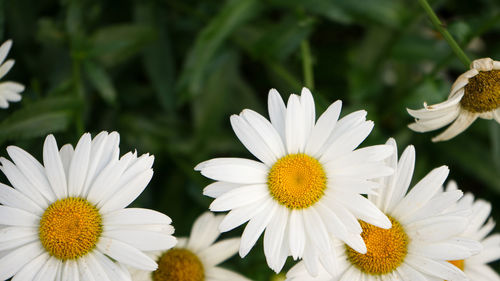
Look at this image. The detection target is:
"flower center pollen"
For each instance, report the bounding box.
[346,216,409,275]
[38,197,102,260]
[448,259,465,271]
[267,153,327,209]
[153,248,205,281]
[461,70,500,112]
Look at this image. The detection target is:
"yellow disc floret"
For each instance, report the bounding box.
[448,259,465,271]
[461,70,500,112]
[38,197,102,260]
[153,248,205,281]
[267,153,327,209]
[346,216,409,275]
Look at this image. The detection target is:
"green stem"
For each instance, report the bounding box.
[301,40,314,89]
[418,0,471,68]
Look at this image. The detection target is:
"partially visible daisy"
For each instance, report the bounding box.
[0,132,176,280]
[131,212,251,281]
[446,181,500,280]
[0,39,24,108]
[286,138,482,281]
[196,88,394,275]
[408,57,500,142]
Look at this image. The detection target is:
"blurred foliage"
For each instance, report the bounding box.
[1,0,500,279]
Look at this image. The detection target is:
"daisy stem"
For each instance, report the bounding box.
[418,0,471,68]
[301,39,314,90]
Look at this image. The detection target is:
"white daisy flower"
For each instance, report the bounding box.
[195,88,395,275]
[446,181,500,281]
[286,138,482,281]
[0,39,25,108]
[131,212,251,281]
[0,131,177,281]
[408,57,500,142]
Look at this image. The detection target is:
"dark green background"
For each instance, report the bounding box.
[1,0,499,279]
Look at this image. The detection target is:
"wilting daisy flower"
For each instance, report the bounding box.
[131,212,251,281]
[0,39,25,108]
[0,132,176,280]
[196,88,394,275]
[408,57,500,142]
[446,181,500,280]
[286,138,482,281]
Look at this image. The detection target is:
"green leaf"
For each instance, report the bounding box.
[0,96,81,144]
[83,60,117,104]
[134,2,175,112]
[178,0,261,100]
[89,24,156,66]
[243,16,315,61]
[0,112,72,143]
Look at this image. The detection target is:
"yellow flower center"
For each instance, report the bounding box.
[267,153,327,209]
[448,259,465,271]
[38,197,102,260]
[346,216,409,275]
[153,248,205,281]
[461,70,500,112]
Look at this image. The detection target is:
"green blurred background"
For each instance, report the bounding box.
[1,0,500,279]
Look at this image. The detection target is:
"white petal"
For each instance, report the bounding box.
[62,260,79,281]
[6,146,56,202]
[239,199,276,257]
[383,144,415,213]
[103,229,176,251]
[289,209,306,259]
[209,184,268,211]
[320,121,374,162]
[103,208,172,226]
[68,133,92,197]
[0,182,43,214]
[0,59,14,79]
[0,205,39,226]
[408,107,460,132]
[205,266,252,281]
[203,182,240,198]
[84,253,111,281]
[305,100,342,157]
[97,237,157,271]
[199,237,240,268]
[34,256,60,281]
[285,94,305,154]
[81,131,111,196]
[43,135,68,199]
[241,109,286,159]
[432,109,478,142]
[268,89,287,142]
[59,144,74,177]
[230,114,277,166]
[218,198,271,232]
[195,158,268,184]
[0,226,38,251]
[11,252,49,281]
[0,242,44,280]
[187,212,223,252]
[98,169,153,213]
[300,87,316,140]
[93,251,132,281]
[336,193,391,229]
[0,157,49,208]
[0,40,12,65]
[263,205,288,272]
[406,255,466,280]
[87,153,132,205]
[393,166,449,220]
